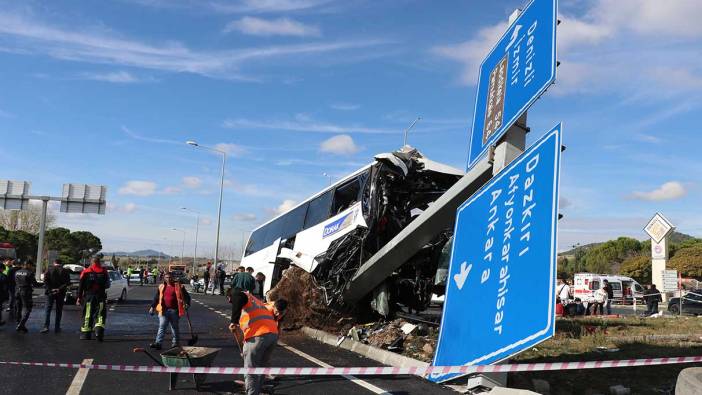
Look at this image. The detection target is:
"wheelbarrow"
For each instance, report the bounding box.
[134,346,221,391]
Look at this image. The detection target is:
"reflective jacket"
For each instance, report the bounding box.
[78,264,110,299]
[155,283,190,317]
[239,292,278,340]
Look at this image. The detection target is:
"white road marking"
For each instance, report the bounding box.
[279,343,391,395]
[191,297,391,395]
[66,358,93,395]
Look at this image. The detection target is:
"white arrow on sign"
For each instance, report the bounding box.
[453,261,472,290]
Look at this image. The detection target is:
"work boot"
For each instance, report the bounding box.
[149,342,162,350]
[40,327,49,333]
[80,331,92,340]
[16,325,28,333]
[95,327,104,342]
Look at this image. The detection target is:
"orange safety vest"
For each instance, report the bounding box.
[239,292,278,340]
[156,283,186,317]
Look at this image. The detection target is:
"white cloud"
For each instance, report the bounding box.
[224,17,320,37]
[635,134,662,144]
[630,181,687,201]
[319,134,361,155]
[556,14,613,51]
[591,0,702,38]
[162,186,182,194]
[0,11,387,81]
[330,103,359,111]
[274,199,297,215]
[80,70,141,83]
[234,213,258,222]
[118,180,157,196]
[431,22,506,85]
[126,0,334,14]
[182,176,202,189]
[223,114,396,134]
[199,217,213,226]
[214,143,247,157]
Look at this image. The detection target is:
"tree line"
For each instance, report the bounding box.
[0,226,102,265]
[558,232,702,284]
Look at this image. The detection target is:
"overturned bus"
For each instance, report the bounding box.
[240,146,466,316]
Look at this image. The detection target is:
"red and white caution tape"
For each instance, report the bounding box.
[1,356,702,376]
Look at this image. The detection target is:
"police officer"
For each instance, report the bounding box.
[14,259,39,333]
[77,257,111,341]
[42,259,71,333]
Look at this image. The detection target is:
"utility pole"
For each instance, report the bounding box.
[402,116,421,147]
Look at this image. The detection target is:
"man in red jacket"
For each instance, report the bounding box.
[77,257,111,341]
[149,272,191,350]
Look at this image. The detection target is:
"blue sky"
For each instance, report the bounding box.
[0,0,700,256]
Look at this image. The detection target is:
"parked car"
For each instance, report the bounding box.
[668,289,702,315]
[65,268,128,303]
[106,270,128,302]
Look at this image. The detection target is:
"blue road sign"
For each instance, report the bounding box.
[431,123,562,383]
[467,0,557,168]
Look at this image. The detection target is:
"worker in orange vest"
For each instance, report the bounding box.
[229,290,287,395]
[149,272,191,350]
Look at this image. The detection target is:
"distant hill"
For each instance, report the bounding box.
[559,231,697,256]
[105,250,170,258]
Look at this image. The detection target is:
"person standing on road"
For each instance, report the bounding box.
[253,272,266,301]
[42,259,71,333]
[77,257,111,341]
[149,272,191,350]
[644,284,663,316]
[229,289,288,395]
[203,264,211,295]
[217,264,226,296]
[5,259,19,317]
[0,264,9,326]
[139,267,144,286]
[14,260,39,333]
[602,279,614,315]
[231,267,255,294]
[126,266,133,286]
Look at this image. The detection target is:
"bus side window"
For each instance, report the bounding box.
[281,203,308,240]
[245,228,267,256]
[332,177,361,214]
[304,190,333,229]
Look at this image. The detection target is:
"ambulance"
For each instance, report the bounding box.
[572,273,645,304]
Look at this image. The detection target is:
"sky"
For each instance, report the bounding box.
[0,0,700,257]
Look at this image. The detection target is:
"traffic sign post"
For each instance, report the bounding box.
[431,124,562,383]
[467,0,557,168]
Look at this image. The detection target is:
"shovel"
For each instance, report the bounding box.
[185,310,198,346]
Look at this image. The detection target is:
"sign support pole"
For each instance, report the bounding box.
[35,197,49,278]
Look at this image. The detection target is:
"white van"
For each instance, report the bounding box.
[573,273,644,304]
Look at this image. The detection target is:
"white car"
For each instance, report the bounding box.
[107,270,129,302]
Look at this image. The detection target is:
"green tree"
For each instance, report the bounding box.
[0,227,38,261]
[620,255,651,284]
[669,245,702,278]
[582,237,642,274]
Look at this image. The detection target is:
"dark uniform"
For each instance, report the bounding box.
[43,264,71,332]
[14,266,38,332]
[0,269,8,325]
[78,263,111,341]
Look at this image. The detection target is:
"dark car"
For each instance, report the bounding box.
[668,289,702,315]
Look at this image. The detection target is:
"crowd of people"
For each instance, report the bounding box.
[556,277,664,317]
[1,256,286,395]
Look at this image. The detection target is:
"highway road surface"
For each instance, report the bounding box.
[0,285,456,395]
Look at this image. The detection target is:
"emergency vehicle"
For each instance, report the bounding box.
[0,242,16,259]
[572,273,644,304]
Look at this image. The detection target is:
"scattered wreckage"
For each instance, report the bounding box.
[242,145,493,318]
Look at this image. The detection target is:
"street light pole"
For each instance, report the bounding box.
[402,116,421,147]
[186,141,227,267]
[172,228,186,265]
[182,207,200,275]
